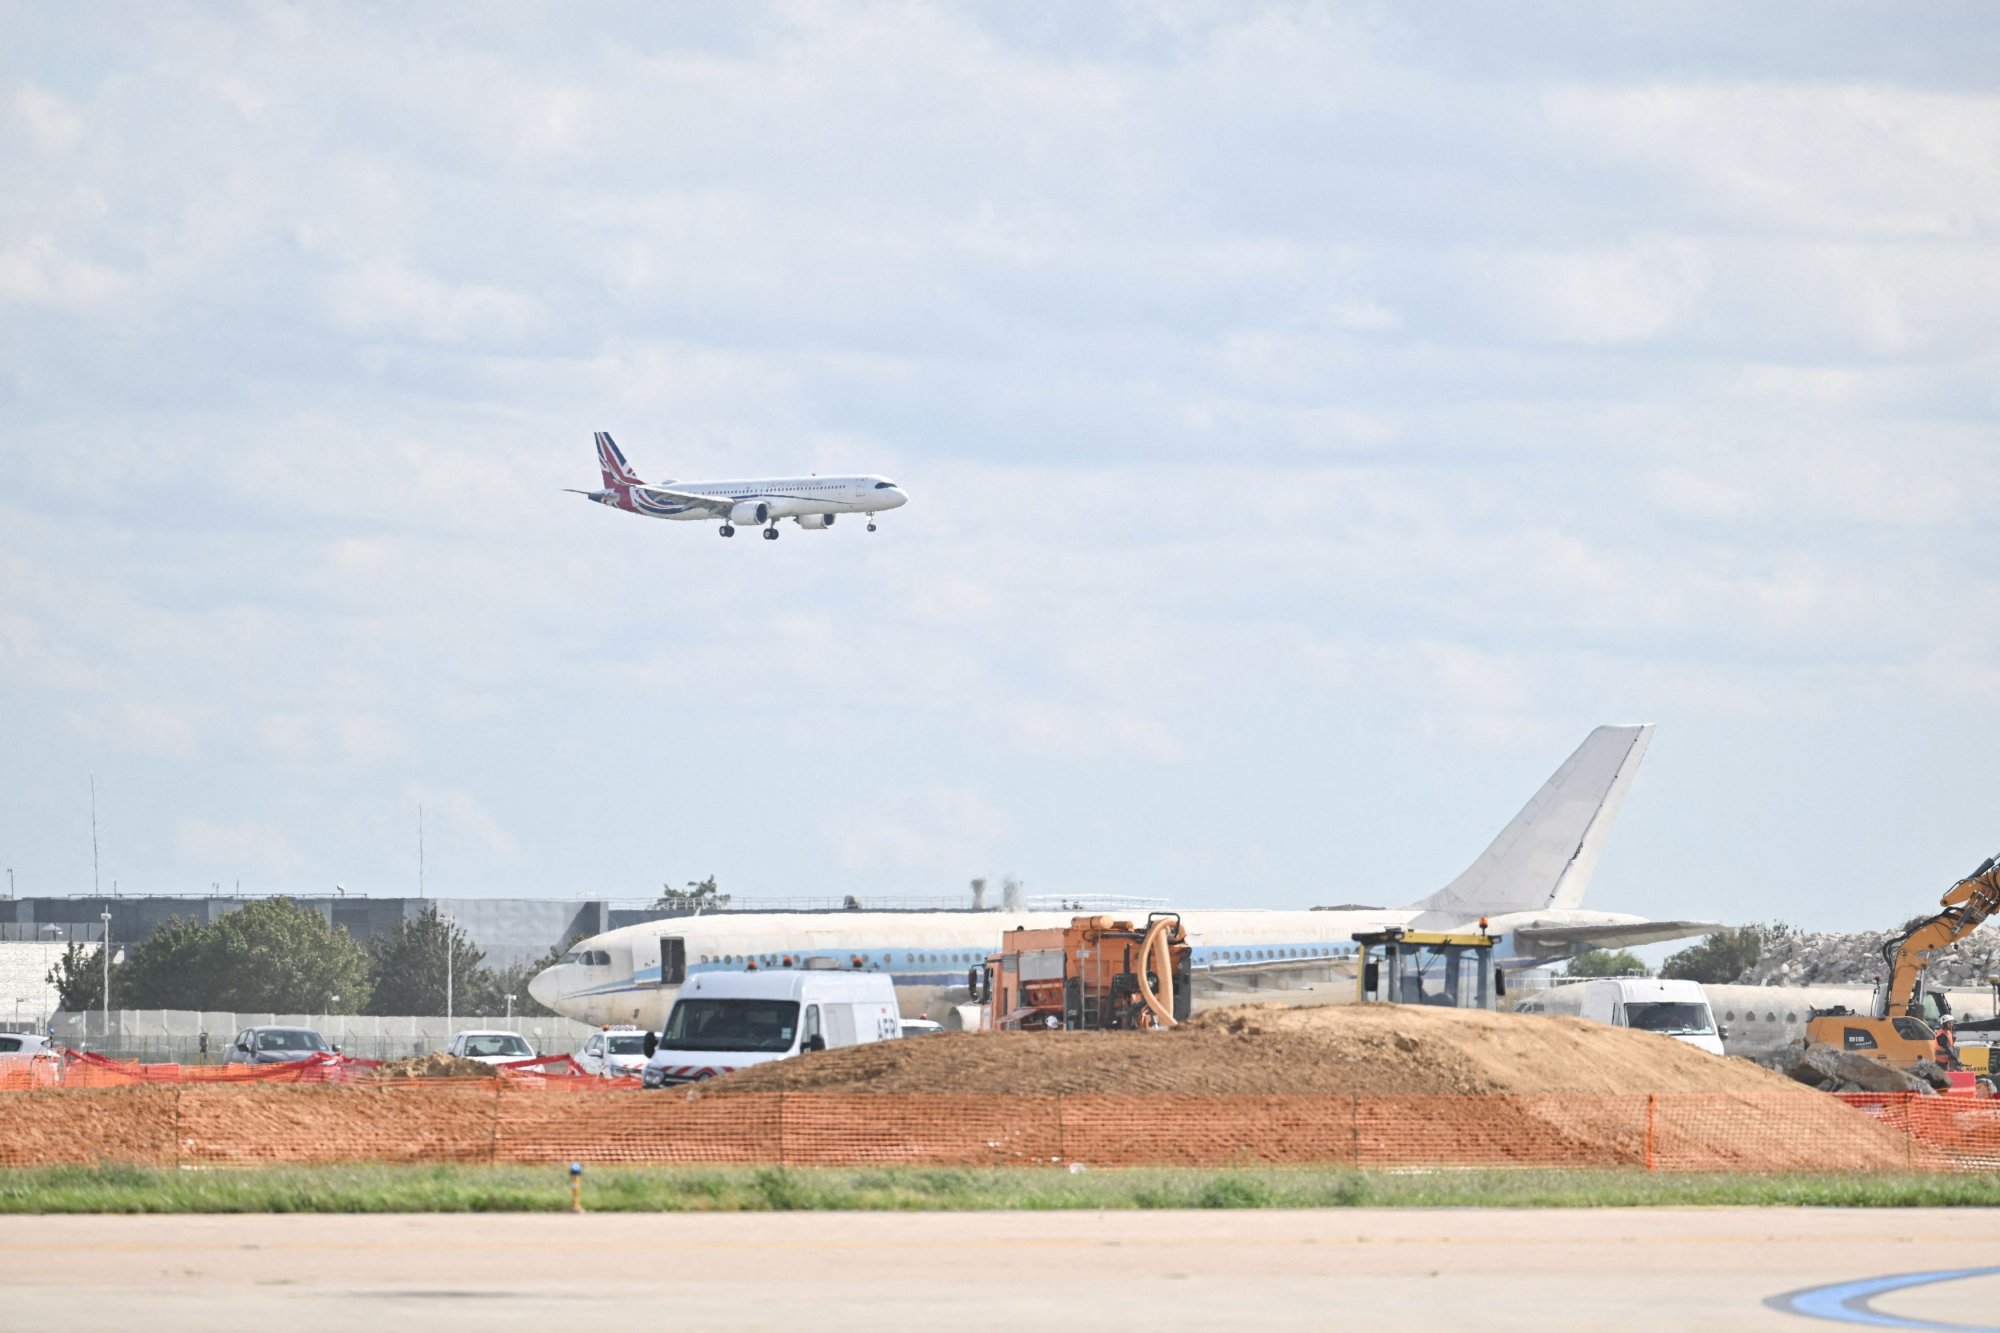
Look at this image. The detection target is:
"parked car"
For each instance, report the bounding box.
[444,1030,536,1065]
[642,969,900,1089]
[899,1018,945,1038]
[224,1026,335,1065]
[573,1026,648,1078]
[0,1033,50,1055]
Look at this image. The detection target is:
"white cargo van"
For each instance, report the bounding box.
[640,969,901,1088]
[1514,978,1725,1056]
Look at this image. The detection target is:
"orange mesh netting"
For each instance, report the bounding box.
[1,1083,1990,1172]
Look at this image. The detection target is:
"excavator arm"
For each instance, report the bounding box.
[1883,856,2000,1018]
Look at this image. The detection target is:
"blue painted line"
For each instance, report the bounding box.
[1767,1267,2000,1330]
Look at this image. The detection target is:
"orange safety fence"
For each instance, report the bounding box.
[0,1086,1993,1172]
[0,1050,640,1091]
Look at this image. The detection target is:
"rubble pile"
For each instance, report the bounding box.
[1737,925,2000,988]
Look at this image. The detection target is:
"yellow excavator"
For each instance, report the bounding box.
[1804,855,2000,1070]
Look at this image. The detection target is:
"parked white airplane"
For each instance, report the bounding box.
[569,432,909,540]
[530,724,1719,1028]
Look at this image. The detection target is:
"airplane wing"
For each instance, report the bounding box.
[1510,920,1722,954]
[1197,957,1346,978]
[634,486,736,516]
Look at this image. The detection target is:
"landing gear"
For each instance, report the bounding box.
[762,526,779,541]
[867,521,878,532]
[719,524,735,538]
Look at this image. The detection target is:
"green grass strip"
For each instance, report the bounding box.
[4,1164,2000,1213]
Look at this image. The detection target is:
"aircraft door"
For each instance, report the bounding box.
[660,937,686,986]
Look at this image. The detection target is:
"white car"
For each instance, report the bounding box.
[574,1027,649,1078]
[899,1018,945,1038]
[0,1033,50,1055]
[445,1030,536,1066]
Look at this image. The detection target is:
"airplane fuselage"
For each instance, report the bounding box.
[525,905,1654,1030]
[587,474,908,524]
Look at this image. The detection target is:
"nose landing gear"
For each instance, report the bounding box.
[867,521,878,532]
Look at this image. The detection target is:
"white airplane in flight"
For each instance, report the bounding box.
[569,432,910,540]
[530,724,1719,1029]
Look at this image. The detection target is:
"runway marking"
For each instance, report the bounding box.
[1767,1268,2000,1330]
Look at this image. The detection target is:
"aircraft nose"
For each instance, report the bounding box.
[888,488,908,509]
[527,966,561,1011]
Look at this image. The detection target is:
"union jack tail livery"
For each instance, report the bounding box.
[595,432,645,489]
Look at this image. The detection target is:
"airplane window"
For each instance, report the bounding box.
[1787,1012,1797,1023]
[874,481,896,488]
[1724,1011,1735,1021]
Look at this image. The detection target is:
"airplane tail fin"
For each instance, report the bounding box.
[1409,723,1654,918]
[595,431,645,488]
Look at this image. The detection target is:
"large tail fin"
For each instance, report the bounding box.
[1410,723,1654,918]
[595,431,645,488]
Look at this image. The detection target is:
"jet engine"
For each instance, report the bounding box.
[728,500,770,526]
[795,513,836,530]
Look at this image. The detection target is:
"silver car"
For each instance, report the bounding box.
[224,1026,334,1065]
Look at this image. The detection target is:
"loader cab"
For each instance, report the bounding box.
[1353,928,1497,1011]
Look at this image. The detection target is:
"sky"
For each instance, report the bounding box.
[3,2,1997,933]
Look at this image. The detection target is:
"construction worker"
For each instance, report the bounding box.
[1935,1015,1962,1069]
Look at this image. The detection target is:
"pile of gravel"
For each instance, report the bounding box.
[1738,924,2000,988]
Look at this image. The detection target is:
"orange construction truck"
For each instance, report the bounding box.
[977,914,1192,1031]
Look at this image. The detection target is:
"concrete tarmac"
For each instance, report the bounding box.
[6,1208,2000,1331]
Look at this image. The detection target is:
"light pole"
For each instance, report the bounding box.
[444,911,453,1032]
[99,909,111,1051]
[6,868,12,897]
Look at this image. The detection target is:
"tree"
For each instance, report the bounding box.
[363,905,494,1015]
[45,940,103,1012]
[119,916,217,1009]
[653,875,729,914]
[203,898,372,1013]
[1659,926,1767,985]
[491,942,567,1019]
[1564,948,1650,978]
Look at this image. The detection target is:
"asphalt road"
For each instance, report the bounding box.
[7,1208,2000,1331]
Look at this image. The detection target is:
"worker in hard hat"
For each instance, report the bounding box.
[1934,1015,1962,1070]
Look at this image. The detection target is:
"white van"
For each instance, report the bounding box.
[640,969,901,1089]
[1513,978,1725,1056]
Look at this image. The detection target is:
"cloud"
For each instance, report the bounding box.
[2,4,1997,931]
[410,787,518,864]
[13,84,85,155]
[832,787,1009,876]
[174,819,303,875]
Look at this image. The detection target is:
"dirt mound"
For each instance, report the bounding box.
[695,1004,1915,1171]
[369,1054,498,1080]
[705,1003,1810,1097]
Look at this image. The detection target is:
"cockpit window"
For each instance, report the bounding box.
[874,480,896,489]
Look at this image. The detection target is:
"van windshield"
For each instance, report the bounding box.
[660,999,799,1053]
[1624,1001,1715,1037]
